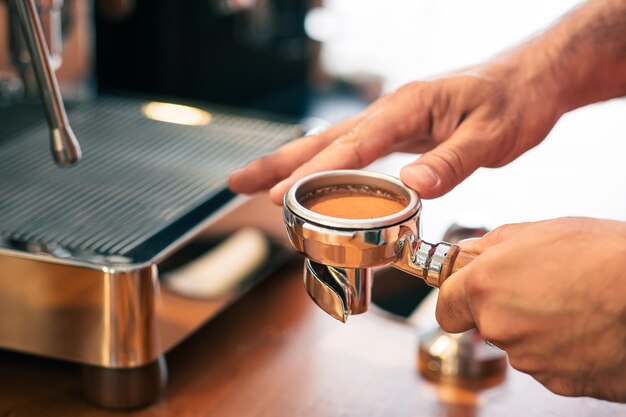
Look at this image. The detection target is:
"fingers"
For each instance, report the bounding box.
[228,113,368,195]
[267,109,391,203]
[435,264,476,333]
[435,222,533,333]
[400,124,487,199]
[435,220,540,333]
[268,96,434,204]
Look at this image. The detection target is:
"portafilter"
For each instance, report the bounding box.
[283,170,476,322]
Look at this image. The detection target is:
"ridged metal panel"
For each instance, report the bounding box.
[0,96,298,257]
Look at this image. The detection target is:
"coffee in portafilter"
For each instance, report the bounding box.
[300,185,408,220]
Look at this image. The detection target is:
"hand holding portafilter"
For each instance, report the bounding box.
[283,170,476,322]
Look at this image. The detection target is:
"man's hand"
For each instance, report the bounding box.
[229,0,626,205]
[437,217,626,402]
[228,66,563,205]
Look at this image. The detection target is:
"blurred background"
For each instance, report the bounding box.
[302,0,626,240]
[1,0,624,238]
[95,0,589,120]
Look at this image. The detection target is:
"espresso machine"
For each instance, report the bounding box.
[0,0,303,408]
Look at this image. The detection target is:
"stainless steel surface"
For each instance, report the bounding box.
[394,238,459,287]
[11,0,81,165]
[0,97,300,264]
[82,355,168,409]
[304,259,372,322]
[286,170,420,230]
[284,170,470,322]
[0,98,299,370]
[8,0,63,99]
[0,192,289,369]
[0,254,159,368]
[418,328,507,389]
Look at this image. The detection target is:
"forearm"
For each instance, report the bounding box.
[487,0,626,115]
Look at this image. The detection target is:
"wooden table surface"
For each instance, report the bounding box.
[0,258,624,417]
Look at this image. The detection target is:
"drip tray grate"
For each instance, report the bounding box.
[0,96,300,263]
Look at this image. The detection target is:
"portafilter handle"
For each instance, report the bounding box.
[393,237,477,288]
[11,0,81,166]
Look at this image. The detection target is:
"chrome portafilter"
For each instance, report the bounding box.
[283,170,476,323]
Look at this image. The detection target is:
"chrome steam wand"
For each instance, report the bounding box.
[12,0,81,166]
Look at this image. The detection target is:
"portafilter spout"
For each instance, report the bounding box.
[283,170,476,322]
[11,0,81,166]
[304,260,372,323]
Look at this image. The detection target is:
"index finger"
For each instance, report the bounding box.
[227,115,365,194]
[268,93,434,204]
[228,95,396,196]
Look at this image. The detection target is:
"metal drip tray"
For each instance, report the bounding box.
[0,96,299,408]
[0,96,300,264]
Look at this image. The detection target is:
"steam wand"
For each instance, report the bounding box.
[12,0,81,165]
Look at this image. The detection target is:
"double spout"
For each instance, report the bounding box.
[284,170,476,322]
[303,260,372,323]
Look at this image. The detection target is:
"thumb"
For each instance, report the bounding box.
[400,127,486,199]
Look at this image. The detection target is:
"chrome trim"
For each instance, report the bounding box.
[285,170,420,230]
[0,254,159,368]
[0,194,288,369]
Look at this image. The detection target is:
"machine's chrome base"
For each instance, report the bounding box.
[81,356,167,409]
[418,328,507,390]
[0,193,289,409]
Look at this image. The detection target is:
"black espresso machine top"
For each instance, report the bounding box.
[0,96,301,267]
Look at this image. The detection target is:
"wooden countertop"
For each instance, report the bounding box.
[0,258,624,416]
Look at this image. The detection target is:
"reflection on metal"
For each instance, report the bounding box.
[141,102,212,126]
[82,355,168,409]
[304,259,372,322]
[418,328,507,390]
[0,253,159,368]
[283,170,475,322]
[0,224,281,371]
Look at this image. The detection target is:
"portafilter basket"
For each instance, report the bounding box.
[283,170,476,322]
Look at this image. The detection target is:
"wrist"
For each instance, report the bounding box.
[481,0,626,116]
[518,0,626,113]
[477,51,568,122]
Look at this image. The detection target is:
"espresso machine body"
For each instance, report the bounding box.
[0,0,306,408]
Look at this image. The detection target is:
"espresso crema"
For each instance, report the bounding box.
[301,186,407,219]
